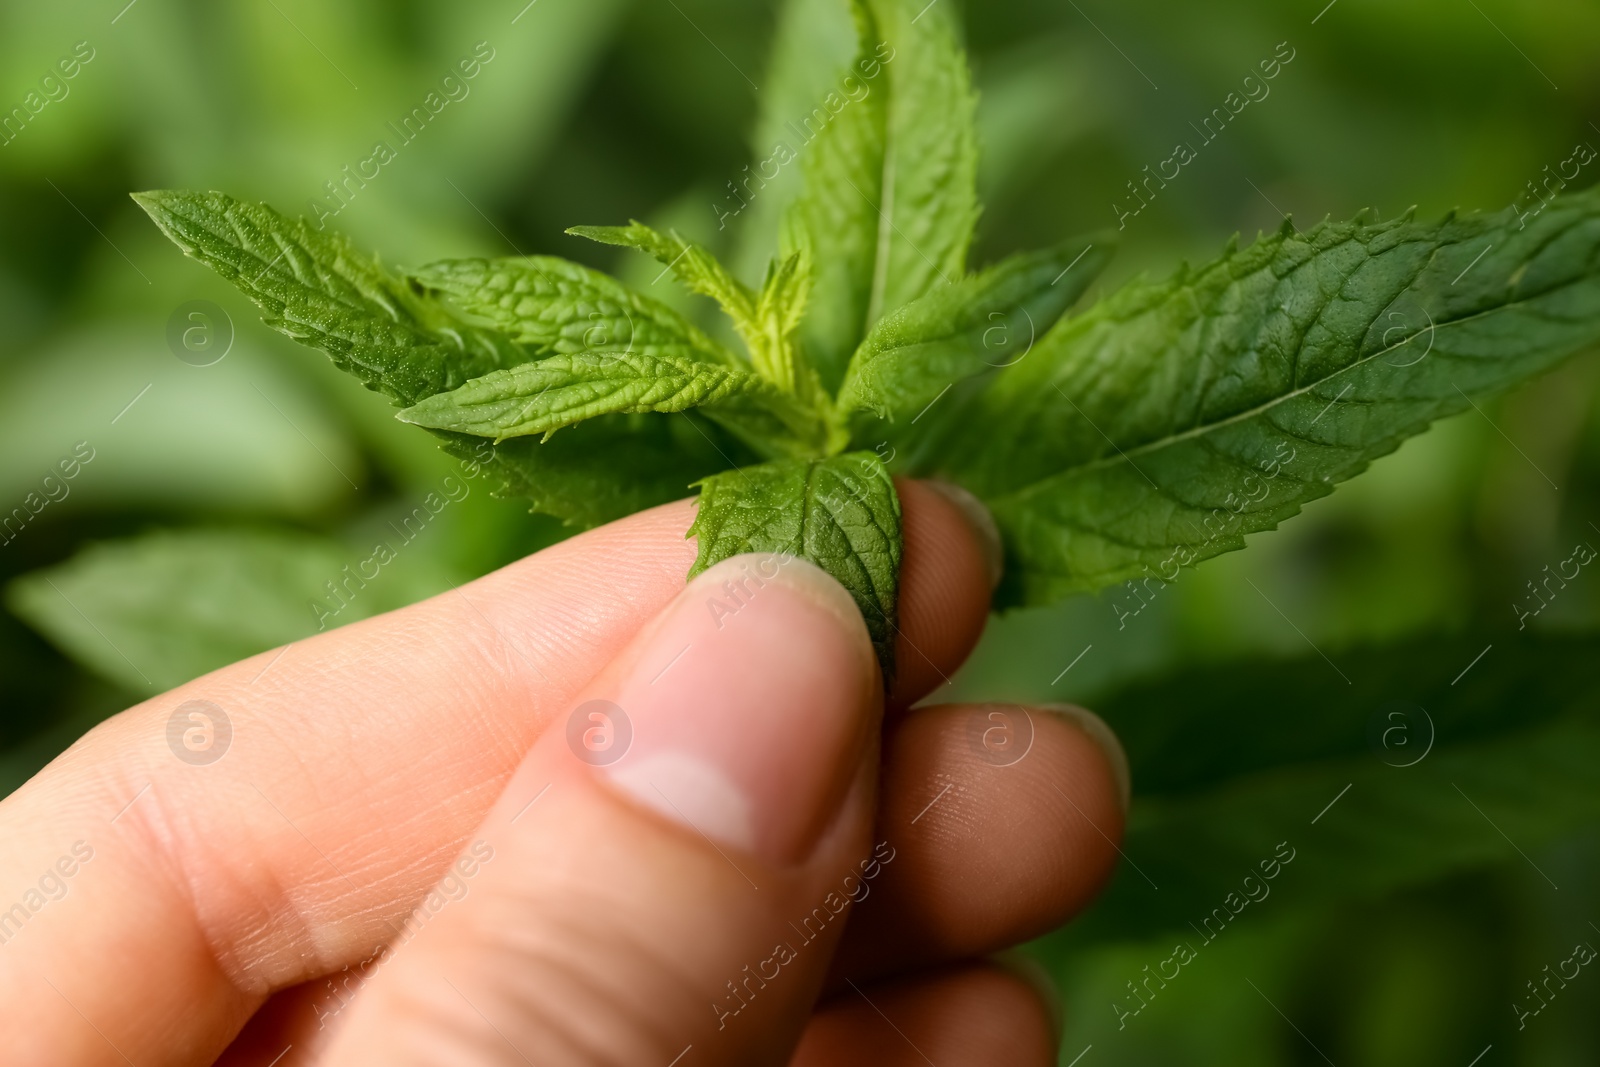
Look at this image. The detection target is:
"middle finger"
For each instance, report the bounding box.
[829,700,1129,985]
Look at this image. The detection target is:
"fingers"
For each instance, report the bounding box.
[0,500,703,1067]
[321,556,884,1066]
[0,483,996,1066]
[217,703,1128,1064]
[790,964,1057,1067]
[211,980,339,1066]
[888,480,998,709]
[830,702,1129,984]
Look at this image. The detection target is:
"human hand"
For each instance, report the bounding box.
[0,480,1128,1066]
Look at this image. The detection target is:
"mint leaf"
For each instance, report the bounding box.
[5,529,452,692]
[752,250,822,400]
[863,0,980,313]
[132,190,521,406]
[136,191,732,528]
[399,353,762,441]
[780,0,888,389]
[568,221,760,332]
[410,256,742,367]
[688,451,902,672]
[786,0,980,388]
[458,420,746,530]
[838,237,1113,423]
[925,191,1600,606]
[398,351,829,457]
[569,222,832,404]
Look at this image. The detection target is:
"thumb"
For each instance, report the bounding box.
[322,553,886,1066]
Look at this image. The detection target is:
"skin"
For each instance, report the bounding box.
[0,479,1126,1066]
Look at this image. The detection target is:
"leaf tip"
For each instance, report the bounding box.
[129,189,178,222]
[566,222,651,250]
[394,398,451,431]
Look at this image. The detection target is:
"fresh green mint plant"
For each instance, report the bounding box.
[132,0,1600,676]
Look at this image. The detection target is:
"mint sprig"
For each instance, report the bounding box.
[132,0,1600,677]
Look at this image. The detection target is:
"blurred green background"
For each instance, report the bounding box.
[3,0,1599,1061]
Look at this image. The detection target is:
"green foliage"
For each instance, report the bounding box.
[688,451,902,671]
[131,190,520,407]
[569,221,831,410]
[124,4,1600,676]
[397,350,821,456]
[921,195,1600,607]
[836,236,1113,422]
[8,0,1600,1059]
[439,419,737,530]
[410,256,739,366]
[1095,631,1596,800]
[1051,632,1600,947]
[784,0,980,390]
[133,190,734,529]
[569,221,763,336]
[117,0,978,672]
[5,529,448,692]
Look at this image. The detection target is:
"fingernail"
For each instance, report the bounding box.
[598,553,878,865]
[925,479,1004,591]
[1041,703,1130,814]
